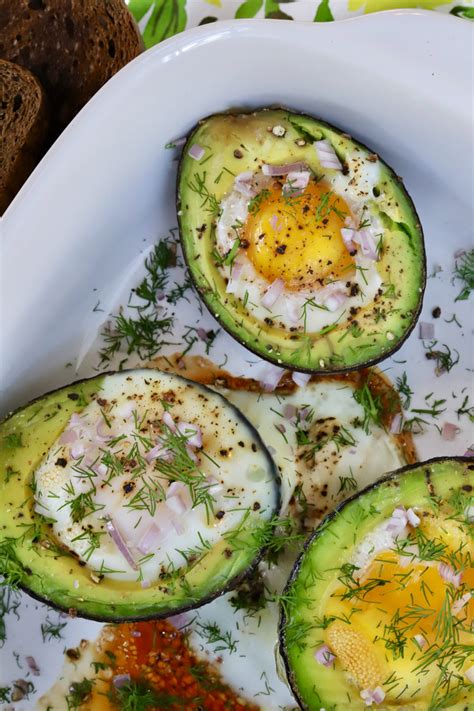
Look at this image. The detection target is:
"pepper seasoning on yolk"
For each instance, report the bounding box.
[244,180,354,289]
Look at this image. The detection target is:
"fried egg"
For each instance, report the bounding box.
[217,149,384,333]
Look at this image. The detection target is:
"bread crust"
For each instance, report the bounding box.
[0,59,49,213]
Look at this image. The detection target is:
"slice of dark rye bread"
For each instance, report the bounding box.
[0,59,49,214]
[0,0,143,134]
[0,0,143,212]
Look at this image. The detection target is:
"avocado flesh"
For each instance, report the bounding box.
[0,370,280,621]
[178,108,425,373]
[279,458,473,710]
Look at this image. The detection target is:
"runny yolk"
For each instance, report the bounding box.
[243,180,354,289]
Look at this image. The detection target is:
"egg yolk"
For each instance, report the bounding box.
[243,180,354,289]
[324,548,474,697]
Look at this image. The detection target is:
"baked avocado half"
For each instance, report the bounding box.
[177,108,426,373]
[0,369,280,621]
[278,457,473,710]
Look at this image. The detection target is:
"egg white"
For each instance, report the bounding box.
[34,370,277,584]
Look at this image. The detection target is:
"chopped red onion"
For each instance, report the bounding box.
[25,656,40,676]
[441,422,460,441]
[454,248,466,259]
[292,372,311,388]
[354,229,378,260]
[145,444,172,464]
[283,170,310,195]
[386,506,408,535]
[262,161,306,177]
[177,421,202,448]
[188,144,205,161]
[141,580,151,589]
[324,290,347,312]
[261,278,285,309]
[162,411,176,432]
[69,413,84,428]
[314,644,335,667]
[299,406,311,422]
[105,519,138,570]
[419,322,435,340]
[206,475,223,494]
[389,413,404,434]
[452,592,471,615]
[186,444,199,463]
[466,666,474,683]
[275,423,286,434]
[59,428,78,445]
[234,171,256,198]
[70,441,85,459]
[167,612,189,629]
[283,404,297,420]
[172,518,185,535]
[360,687,385,706]
[340,228,357,255]
[438,562,462,587]
[406,508,421,527]
[196,327,209,341]
[137,523,163,554]
[413,634,426,649]
[113,674,131,689]
[166,494,188,515]
[314,140,343,170]
[96,419,111,440]
[270,214,283,232]
[464,449,474,458]
[131,630,142,637]
[260,364,286,392]
[156,289,166,301]
[93,462,107,477]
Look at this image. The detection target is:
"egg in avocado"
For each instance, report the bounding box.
[177,108,426,373]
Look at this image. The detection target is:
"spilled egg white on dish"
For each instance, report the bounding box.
[216,141,383,334]
[34,370,277,584]
[180,373,412,706]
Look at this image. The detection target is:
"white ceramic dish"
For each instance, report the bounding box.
[0,10,473,710]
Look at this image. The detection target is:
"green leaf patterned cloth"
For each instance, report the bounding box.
[127,0,473,49]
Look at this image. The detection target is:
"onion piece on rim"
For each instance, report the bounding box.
[261,278,285,309]
[262,161,306,177]
[314,140,343,170]
[260,364,286,392]
[292,372,311,388]
[188,144,205,161]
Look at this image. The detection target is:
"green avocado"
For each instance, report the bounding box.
[177,108,426,373]
[278,457,473,710]
[0,369,280,621]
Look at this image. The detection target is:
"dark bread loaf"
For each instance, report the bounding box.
[0,59,49,213]
[0,0,143,136]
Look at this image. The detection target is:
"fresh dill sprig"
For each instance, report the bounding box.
[41,615,68,642]
[424,341,460,375]
[66,678,94,711]
[195,621,238,654]
[337,470,358,495]
[248,188,270,215]
[396,372,413,410]
[453,249,474,301]
[352,382,384,433]
[187,172,220,216]
[0,587,20,647]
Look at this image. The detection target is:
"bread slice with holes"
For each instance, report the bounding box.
[0,59,49,214]
[0,0,143,136]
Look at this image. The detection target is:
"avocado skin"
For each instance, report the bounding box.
[0,368,281,622]
[177,107,426,375]
[278,456,473,710]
